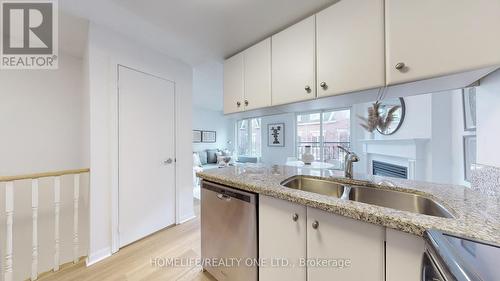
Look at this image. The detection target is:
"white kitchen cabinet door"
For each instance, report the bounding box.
[272,16,316,106]
[259,196,307,281]
[244,38,271,111]
[223,53,244,114]
[307,207,385,281]
[386,228,425,281]
[386,0,500,85]
[316,0,385,97]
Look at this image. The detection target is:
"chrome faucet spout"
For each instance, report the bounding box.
[338,146,359,179]
[338,145,350,154]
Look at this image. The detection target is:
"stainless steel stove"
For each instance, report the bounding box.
[423,229,500,281]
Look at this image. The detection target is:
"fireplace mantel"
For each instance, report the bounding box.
[360,138,430,160]
[359,138,430,180]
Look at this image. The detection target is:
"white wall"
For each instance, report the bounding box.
[87,23,193,264]
[429,92,453,183]
[0,53,88,175]
[192,107,232,152]
[477,69,500,168]
[260,113,296,165]
[192,61,224,111]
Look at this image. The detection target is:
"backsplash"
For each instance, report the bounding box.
[471,164,500,195]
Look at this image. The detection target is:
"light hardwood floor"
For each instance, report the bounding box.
[38,199,215,281]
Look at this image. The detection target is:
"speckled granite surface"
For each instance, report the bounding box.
[471,164,500,196]
[197,164,500,245]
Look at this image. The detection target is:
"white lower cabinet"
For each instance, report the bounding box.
[307,207,385,281]
[259,195,386,281]
[385,228,425,281]
[259,196,307,281]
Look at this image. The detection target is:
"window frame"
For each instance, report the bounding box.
[295,107,352,162]
[235,117,262,158]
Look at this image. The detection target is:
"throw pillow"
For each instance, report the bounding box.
[206,149,220,164]
[198,151,208,165]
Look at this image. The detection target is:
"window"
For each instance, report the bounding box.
[296,109,351,169]
[237,118,262,157]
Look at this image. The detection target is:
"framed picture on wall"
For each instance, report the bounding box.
[268,123,285,147]
[463,135,477,182]
[462,87,477,131]
[193,130,202,143]
[202,131,216,143]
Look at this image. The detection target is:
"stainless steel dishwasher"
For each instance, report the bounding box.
[201,180,258,281]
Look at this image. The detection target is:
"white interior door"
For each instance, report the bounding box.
[118,66,176,248]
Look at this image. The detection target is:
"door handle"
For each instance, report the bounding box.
[216,193,231,201]
[163,158,173,165]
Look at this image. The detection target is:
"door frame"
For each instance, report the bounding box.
[110,64,179,253]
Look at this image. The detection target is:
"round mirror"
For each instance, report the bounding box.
[377,98,405,135]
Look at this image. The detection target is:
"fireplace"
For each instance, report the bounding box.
[361,138,430,181]
[372,160,408,179]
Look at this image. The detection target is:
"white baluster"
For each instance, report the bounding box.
[73,174,80,264]
[53,176,61,271]
[31,179,39,280]
[4,182,14,281]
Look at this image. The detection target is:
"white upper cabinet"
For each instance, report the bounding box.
[224,0,500,113]
[244,38,271,111]
[386,0,500,85]
[259,196,307,281]
[316,0,385,97]
[307,207,385,281]
[272,16,316,106]
[223,53,244,114]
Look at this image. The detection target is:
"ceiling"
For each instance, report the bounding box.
[61,0,337,66]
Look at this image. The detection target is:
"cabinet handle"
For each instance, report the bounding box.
[304,85,311,93]
[320,82,328,90]
[236,101,241,107]
[244,100,249,106]
[395,62,406,71]
[312,220,319,229]
[292,213,299,222]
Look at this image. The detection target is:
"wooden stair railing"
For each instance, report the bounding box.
[1,168,90,281]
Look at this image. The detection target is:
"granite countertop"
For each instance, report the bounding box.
[197,164,500,245]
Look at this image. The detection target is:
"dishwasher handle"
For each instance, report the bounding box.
[202,180,256,204]
[216,193,231,201]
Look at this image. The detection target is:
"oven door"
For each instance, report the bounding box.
[422,252,446,281]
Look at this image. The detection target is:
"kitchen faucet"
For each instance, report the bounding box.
[338,146,359,200]
[338,145,359,179]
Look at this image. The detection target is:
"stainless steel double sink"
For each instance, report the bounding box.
[281,176,454,218]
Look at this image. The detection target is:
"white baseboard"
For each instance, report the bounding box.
[178,214,196,224]
[86,247,112,267]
